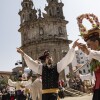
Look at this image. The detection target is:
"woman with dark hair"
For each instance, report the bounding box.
[77,13,100,100]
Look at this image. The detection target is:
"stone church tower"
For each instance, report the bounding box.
[18,0,72,80]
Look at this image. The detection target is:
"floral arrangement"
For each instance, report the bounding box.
[77,13,100,36]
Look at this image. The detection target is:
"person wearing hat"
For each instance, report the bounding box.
[38,50,50,64]
[76,13,100,100]
[8,73,32,100]
[17,40,78,100]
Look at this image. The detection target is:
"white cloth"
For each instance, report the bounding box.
[79,73,92,81]
[23,48,75,74]
[8,79,32,91]
[88,49,100,62]
[26,77,42,100]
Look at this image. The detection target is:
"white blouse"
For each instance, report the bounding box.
[8,79,32,90]
[88,49,100,62]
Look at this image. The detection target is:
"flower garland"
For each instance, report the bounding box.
[77,13,100,36]
[90,47,100,72]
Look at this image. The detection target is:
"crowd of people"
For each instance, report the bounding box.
[0,75,94,100]
[66,75,93,93]
[0,87,32,100]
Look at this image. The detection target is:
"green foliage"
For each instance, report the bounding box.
[0,78,8,88]
[67,72,74,78]
[90,59,100,71]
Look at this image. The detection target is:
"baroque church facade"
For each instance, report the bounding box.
[18,0,72,79]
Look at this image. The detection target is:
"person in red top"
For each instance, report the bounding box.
[76,13,100,100]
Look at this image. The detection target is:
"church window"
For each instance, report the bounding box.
[49,9,52,16]
[29,14,32,19]
[87,65,89,67]
[57,7,60,14]
[88,69,90,73]
[52,7,55,16]
[29,4,32,7]
[25,3,28,7]
[83,69,86,73]
[79,70,82,74]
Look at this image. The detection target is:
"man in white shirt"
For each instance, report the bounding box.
[17,40,78,100]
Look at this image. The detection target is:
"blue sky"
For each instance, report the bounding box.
[0,0,100,71]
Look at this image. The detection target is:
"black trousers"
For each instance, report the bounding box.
[16,94,26,100]
[42,93,58,100]
[93,89,100,100]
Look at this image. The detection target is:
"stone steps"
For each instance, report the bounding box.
[64,88,87,97]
